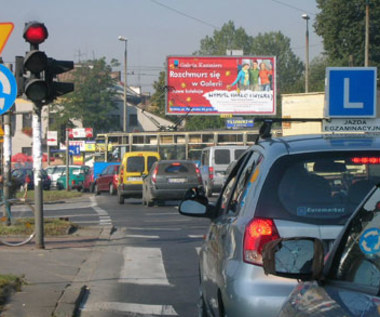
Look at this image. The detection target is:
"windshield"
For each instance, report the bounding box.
[328,186,380,292]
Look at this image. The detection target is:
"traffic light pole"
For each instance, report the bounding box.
[19,21,74,249]
[33,104,44,249]
[3,110,11,225]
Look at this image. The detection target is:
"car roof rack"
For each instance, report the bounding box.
[255,118,324,143]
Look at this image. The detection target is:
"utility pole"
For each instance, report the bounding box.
[2,62,12,224]
[302,14,310,93]
[365,0,370,66]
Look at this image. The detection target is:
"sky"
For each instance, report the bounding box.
[1,0,323,94]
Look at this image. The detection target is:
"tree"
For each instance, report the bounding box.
[50,58,119,139]
[188,21,253,130]
[250,32,304,94]
[315,0,380,67]
[195,20,253,56]
[149,70,166,117]
[309,55,329,92]
[152,21,304,130]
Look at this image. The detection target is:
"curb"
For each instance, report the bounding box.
[53,225,114,317]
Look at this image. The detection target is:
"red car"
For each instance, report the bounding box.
[94,164,120,195]
[82,167,94,192]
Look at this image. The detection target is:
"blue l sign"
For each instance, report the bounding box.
[326,67,377,118]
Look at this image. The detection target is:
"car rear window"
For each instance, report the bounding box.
[158,162,195,174]
[127,156,145,173]
[148,156,158,171]
[256,151,380,225]
[234,149,246,160]
[215,149,230,164]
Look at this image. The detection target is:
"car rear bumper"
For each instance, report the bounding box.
[150,188,189,200]
[119,184,143,198]
[202,260,297,317]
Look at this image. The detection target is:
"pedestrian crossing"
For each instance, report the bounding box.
[80,234,203,316]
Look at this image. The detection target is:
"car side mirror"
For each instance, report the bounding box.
[178,187,213,218]
[262,237,324,281]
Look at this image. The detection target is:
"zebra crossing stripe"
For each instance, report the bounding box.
[82,301,178,315]
[90,196,113,226]
[119,247,171,286]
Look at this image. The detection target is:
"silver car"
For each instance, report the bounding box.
[142,159,203,206]
[179,133,380,316]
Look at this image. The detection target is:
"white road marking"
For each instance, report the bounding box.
[119,247,171,286]
[146,212,176,216]
[188,235,204,239]
[89,196,113,226]
[127,227,181,231]
[125,234,159,239]
[82,301,178,315]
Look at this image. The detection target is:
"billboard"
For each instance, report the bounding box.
[166,56,276,116]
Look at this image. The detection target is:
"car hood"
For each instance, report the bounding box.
[280,281,380,317]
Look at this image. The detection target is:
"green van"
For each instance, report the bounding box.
[56,165,90,191]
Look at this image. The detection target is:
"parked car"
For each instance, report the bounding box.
[56,165,90,191]
[142,160,203,206]
[178,133,380,316]
[262,183,380,317]
[200,145,248,197]
[94,164,120,195]
[12,168,51,190]
[82,167,95,193]
[117,151,160,204]
[45,165,67,189]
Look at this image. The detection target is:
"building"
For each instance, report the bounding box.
[11,84,174,157]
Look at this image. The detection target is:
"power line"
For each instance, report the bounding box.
[149,0,219,30]
[270,0,316,16]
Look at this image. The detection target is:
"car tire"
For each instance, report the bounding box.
[206,185,212,198]
[109,184,115,195]
[94,184,100,195]
[118,191,124,204]
[198,291,208,317]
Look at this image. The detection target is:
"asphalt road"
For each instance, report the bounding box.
[72,193,211,317]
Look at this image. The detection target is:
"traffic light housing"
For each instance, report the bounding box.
[20,21,74,105]
[45,58,74,102]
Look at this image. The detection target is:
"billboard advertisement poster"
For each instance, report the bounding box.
[166,56,276,116]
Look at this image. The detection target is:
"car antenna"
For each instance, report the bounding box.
[254,118,325,144]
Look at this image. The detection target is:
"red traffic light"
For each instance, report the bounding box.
[23,22,48,45]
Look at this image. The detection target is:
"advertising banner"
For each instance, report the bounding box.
[47,131,58,146]
[68,128,93,139]
[166,56,276,116]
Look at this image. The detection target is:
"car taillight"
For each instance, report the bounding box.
[195,167,202,183]
[208,167,214,180]
[152,166,159,184]
[351,157,380,164]
[243,218,280,266]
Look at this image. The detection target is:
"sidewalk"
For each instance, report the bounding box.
[0,224,113,317]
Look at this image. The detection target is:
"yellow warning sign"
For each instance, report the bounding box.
[0,23,14,56]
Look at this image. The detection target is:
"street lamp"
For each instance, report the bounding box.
[118,35,127,132]
[302,14,310,93]
[365,0,370,66]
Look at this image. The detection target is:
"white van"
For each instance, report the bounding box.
[200,145,248,196]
